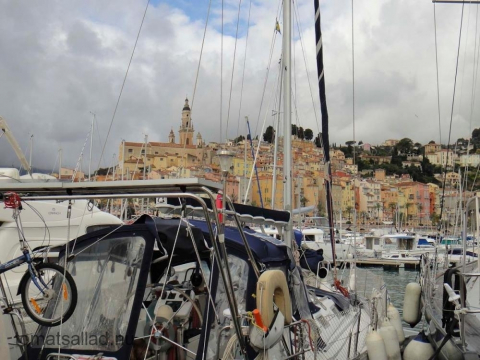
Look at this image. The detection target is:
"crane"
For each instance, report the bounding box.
[0,116,32,177]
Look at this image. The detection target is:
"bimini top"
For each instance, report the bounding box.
[160,197,290,226]
[188,219,292,264]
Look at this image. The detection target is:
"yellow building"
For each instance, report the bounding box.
[118,98,214,179]
[232,156,254,177]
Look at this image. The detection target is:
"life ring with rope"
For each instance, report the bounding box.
[256,270,292,327]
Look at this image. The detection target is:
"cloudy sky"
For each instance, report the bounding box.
[0,0,478,171]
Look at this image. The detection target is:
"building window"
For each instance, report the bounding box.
[128,149,133,153]
[155,152,158,155]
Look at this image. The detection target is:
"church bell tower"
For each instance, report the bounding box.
[179,98,194,146]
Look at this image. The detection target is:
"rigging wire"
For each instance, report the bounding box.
[467,4,480,193]
[225,0,244,141]
[190,0,213,113]
[236,0,253,136]
[352,0,356,165]
[220,0,224,143]
[439,2,466,235]
[434,3,443,145]
[96,0,150,172]
[175,0,213,179]
[253,0,283,137]
[176,0,213,178]
[292,1,320,134]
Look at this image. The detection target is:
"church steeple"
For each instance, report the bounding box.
[168,128,175,143]
[183,98,190,111]
[179,97,194,145]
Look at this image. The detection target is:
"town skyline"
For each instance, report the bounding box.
[0,1,478,170]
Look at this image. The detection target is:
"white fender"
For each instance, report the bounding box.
[348,265,356,292]
[403,282,421,327]
[378,318,401,360]
[387,303,404,344]
[256,270,292,326]
[366,329,387,360]
[403,332,434,360]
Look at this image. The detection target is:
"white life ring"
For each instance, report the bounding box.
[256,270,292,326]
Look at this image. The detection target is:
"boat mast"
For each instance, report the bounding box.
[88,112,95,181]
[283,0,293,247]
[313,0,337,268]
[272,72,283,210]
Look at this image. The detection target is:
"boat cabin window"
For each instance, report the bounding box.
[383,237,414,251]
[33,235,146,352]
[305,234,316,242]
[86,224,120,233]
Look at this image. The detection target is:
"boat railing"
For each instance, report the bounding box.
[0,178,287,357]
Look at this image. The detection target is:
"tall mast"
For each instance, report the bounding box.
[313,0,337,269]
[88,112,95,181]
[283,0,293,247]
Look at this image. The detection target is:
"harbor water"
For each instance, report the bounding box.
[341,266,422,330]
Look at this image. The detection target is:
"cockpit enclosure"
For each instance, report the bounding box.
[25,224,156,359]
[4,179,320,360]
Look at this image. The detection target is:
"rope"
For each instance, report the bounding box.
[96,0,150,171]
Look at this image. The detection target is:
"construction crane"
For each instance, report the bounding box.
[0,116,32,177]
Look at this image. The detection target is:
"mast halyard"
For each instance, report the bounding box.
[313,0,337,270]
[283,0,293,247]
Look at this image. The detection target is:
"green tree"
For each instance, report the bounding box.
[314,133,322,148]
[263,125,275,143]
[234,135,245,144]
[397,138,414,154]
[304,128,314,141]
[297,126,305,140]
[374,203,382,221]
[317,201,326,216]
[388,203,396,220]
[346,206,353,221]
[291,124,298,136]
[300,196,308,207]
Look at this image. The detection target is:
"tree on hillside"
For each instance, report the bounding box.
[428,140,436,144]
[314,133,322,148]
[297,126,305,140]
[304,128,314,140]
[291,124,298,136]
[263,126,275,143]
[234,135,245,144]
[472,128,480,140]
[397,138,414,154]
[391,147,403,166]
